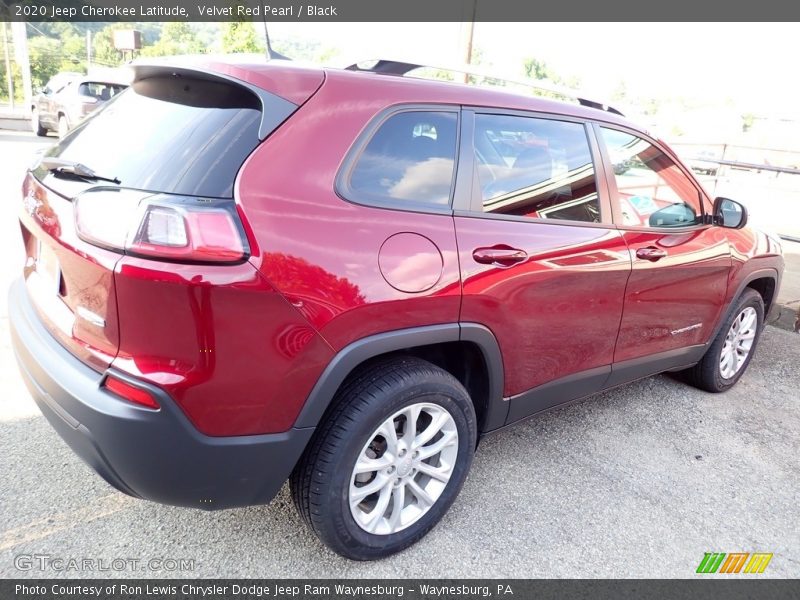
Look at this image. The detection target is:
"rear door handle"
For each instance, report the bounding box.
[473,245,528,267]
[635,246,667,262]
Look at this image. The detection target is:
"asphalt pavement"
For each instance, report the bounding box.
[0,131,798,578]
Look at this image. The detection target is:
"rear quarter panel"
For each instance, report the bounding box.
[236,74,463,352]
[111,259,334,435]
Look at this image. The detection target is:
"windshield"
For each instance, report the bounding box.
[34,75,262,199]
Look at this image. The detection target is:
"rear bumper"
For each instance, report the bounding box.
[8,278,314,510]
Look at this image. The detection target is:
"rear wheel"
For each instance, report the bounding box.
[290,356,476,560]
[680,288,764,392]
[31,108,47,136]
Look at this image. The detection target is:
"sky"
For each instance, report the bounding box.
[266,22,799,118]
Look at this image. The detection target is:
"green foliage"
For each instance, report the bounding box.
[191,23,220,51]
[221,22,264,54]
[523,57,553,81]
[27,36,70,90]
[2,22,212,105]
[90,23,133,67]
[522,57,581,88]
[0,60,23,104]
[270,36,338,63]
[141,22,205,57]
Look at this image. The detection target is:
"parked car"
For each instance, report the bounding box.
[10,57,784,560]
[688,149,721,176]
[30,72,127,138]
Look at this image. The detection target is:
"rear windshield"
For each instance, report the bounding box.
[35,75,262,198]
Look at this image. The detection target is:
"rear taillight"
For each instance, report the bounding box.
[104,375,160,409]
[74,188,248,263]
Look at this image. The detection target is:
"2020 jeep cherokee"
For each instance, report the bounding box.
[10,57,784,560]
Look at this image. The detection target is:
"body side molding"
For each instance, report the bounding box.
[506,365,611,424]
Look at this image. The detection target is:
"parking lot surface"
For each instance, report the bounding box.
[0,131,798,578]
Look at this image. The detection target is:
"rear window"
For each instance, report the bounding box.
[35,75,263,199]
[77,82,126,100]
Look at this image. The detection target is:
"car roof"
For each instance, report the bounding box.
[76,72,130,86]
[137,56,645,133]
[323,67,640,130]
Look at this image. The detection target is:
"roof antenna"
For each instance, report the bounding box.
[261,20,290,61]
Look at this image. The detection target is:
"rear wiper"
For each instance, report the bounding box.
[40,157,120,184]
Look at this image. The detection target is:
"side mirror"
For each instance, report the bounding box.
[713,197,748,229]
[648,202,698,228]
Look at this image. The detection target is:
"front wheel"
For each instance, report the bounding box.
[681,288,765,392]
[290,356,477,560]
[31,108,47,136]
[57,114,69,138]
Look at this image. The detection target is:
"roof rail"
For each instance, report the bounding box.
[344,59,624,117]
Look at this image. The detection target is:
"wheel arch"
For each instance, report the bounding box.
[711,268,779,343]
[293,323,507,436]
[746,275,777,315]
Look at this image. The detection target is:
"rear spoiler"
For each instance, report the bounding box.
[127,62,298,140]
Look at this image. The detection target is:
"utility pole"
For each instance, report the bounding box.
[461,0,477,83]
[86,30,92,72]
[2,22,13,110]
[11,21,31,109]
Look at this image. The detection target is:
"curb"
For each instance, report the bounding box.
[0,116,30,132]
[768,303,799,333]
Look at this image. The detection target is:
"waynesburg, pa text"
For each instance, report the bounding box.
[15,583,514,598]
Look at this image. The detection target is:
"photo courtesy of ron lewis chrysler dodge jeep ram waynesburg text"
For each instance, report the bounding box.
[10,56,783,560]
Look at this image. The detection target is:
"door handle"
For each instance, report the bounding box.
[635,246,667,262]
[473,245,528,267]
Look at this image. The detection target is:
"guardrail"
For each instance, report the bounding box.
[685,158,800,177]
[671,146,800,242]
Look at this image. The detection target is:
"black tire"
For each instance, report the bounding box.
[57,114,69,138]
[680,288,764,393]
[31,108,47,136]
[290,355,477,560]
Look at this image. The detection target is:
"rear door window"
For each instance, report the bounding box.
[35,75,264,199]
[473,114,601,223]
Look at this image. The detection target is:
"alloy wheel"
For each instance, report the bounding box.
[349,402,458,535]
[719,306,758,379]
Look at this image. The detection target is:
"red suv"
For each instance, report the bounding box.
[10,57,784,560]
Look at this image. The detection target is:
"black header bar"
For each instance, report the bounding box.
[2,0,800,22]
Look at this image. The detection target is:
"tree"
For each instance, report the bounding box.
[27,36,67,92]
[611,80,627,102]
[523,57,554,81]
[90,24,132,67]
[142,22,204,57]
[522,57,581,88]
[270,36,337,63]
[742,112,756,133]
[221,22,263,54]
